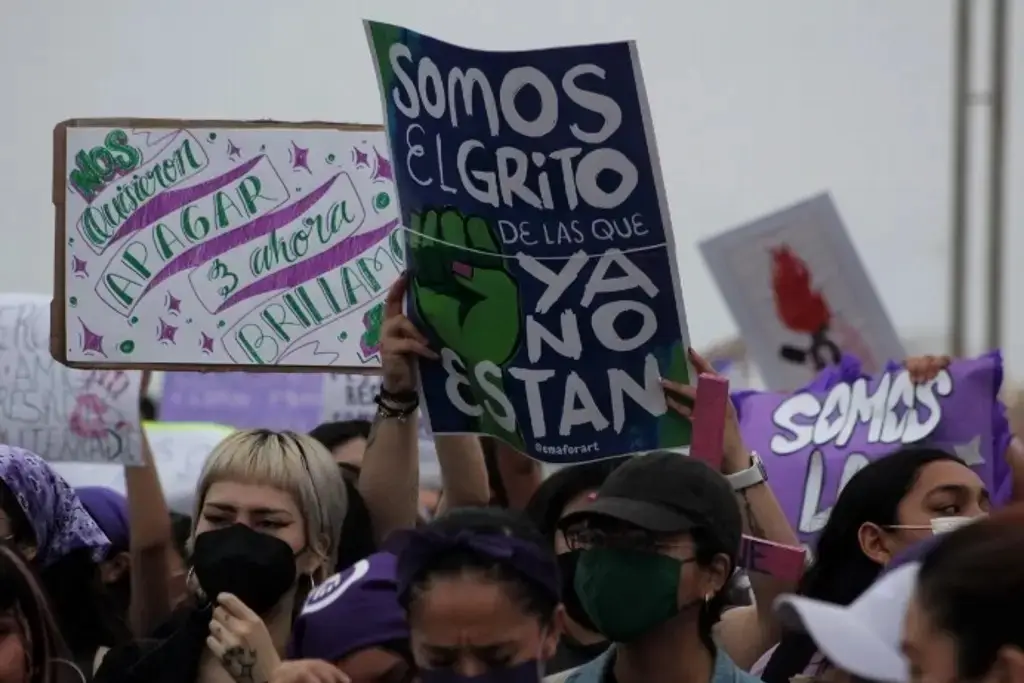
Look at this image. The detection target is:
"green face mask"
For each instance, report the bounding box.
[574,547,685,642]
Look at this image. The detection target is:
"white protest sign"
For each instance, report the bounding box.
[700,193,905,391]
[0,293,142,464]
[55,121,401,369]
[321,374,441,488]
[53,421,233,514]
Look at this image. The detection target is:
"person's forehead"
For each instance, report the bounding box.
[910,460,984,494]
[203,480,299,514]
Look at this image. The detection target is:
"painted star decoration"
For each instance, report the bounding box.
[290,141,311,173]
[157,318,178,344]
[371,148,393,182]
[353,147,370,168]
[166,293,182,315]
[78,319,106,357]
[71,256,89,278]
[199,332,215,354]
[952,435,985,467]
[226,139,242,160]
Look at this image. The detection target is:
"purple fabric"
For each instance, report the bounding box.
[732,351,1012,546]
[393,528,560,604]
[0,446,110,566]
[76,486,130,551]
[289,552,409,662]
[160,372,325,432]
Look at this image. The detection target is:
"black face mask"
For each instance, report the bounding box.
[192,523,297,615]
[556,551,599,633]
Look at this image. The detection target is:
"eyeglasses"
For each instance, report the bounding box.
[564,527,690,553]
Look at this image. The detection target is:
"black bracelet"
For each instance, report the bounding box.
[374,393,418,418]
[379,386,419,405]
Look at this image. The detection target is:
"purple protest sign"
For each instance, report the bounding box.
[161,372,324,432]
[734,351,1012,546]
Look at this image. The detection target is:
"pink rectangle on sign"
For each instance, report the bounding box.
[737,535,806,582]
[689,373,728,470]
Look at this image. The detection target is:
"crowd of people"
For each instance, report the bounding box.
[3,275,1023,683]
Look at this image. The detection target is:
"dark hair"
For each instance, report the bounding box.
[0,481,130,660]
[334,467,377,571]
[139,397,158,421]
[524,459,629,540]
[0,542,78,683]
[309,420,373,452]
[916,505,1024,679]
[691,524,735,652]
[399,507,558,625]
[763,447,961,683]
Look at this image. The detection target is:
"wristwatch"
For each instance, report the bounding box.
[726,452,768,491]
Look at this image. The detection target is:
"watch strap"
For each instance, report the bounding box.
[727,453,766,491]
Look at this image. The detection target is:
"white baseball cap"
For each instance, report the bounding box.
[773,562,920,683]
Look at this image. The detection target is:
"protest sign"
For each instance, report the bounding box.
[700,194,904,391]
[734,353,1006,546]
[54,421,233,514]
[161,371,324,431]
[53,120,403,370]
[321,374,441,487]
[365,22,692,463]
[0,293,142,464]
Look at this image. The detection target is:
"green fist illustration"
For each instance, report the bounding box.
[409,208,524,448]
[409,209,522,367]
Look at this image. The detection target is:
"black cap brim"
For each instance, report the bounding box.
[559,496,697,534]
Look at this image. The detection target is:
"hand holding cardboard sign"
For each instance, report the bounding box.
[380,274,437,394]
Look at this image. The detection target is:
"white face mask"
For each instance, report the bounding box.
[929,516,977,534]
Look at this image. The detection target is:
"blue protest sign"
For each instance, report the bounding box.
[366,22,692,463]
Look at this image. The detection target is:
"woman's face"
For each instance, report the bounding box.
[863,460,989,564]
[195,480,312,568]
[337,647,413,683]
[408,573,559,677]
[0,610,27,683]
[894,460,989,545]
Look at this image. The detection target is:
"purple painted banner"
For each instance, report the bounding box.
[161,372,324,432]
[733,351,1012,546]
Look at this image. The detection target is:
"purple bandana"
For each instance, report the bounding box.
[0,446,110,566]
[289,552,409,661]
[76,486,130,551]
[732,351,1012,546]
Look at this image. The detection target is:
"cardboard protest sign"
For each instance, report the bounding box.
[734,352,1008,546]
[54,421,233,514]
[700,194,904,391]
[161,371,324,431]
[0,293,142,464]
[53,120,403,370]
[321,374,441,487]
[365,23,692,463]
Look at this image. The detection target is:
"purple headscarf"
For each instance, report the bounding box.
[76,486,130,552]
[289,552,409,662]
[0,446,110,566]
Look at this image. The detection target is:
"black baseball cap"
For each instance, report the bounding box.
[559,451,742,557]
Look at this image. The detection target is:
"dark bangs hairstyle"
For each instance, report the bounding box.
[762,446,961,683]
[524,459,630,540]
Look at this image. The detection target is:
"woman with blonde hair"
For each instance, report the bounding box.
[95,429,347,683]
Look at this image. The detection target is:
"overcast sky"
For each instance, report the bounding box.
[3,0,1021,375]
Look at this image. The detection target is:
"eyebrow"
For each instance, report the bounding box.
[924,484,988,500]
[204,502,293,517]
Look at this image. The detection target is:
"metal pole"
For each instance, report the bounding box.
[985,0,1010,351]
[949,0,972,357]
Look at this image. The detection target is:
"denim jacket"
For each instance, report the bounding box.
[545,644,763,683]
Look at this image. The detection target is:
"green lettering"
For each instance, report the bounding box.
[120,242,152,279]
[259,305,293,343]
[235,176,266,214]
[177,139,204,171]
[69,150,106,201]
[181,206,211,242]
[356,258,382,291]
[235,323,278,364]
[283,293,312,327]
[104,130,141,172]
[80,208,112,248]
[103,273,141,308]
[153,224,185,260]
[295,287,325,325]
[340,266,371,306]
[214,191,245,229]
[317,277,342,314]
[160,159,180,184]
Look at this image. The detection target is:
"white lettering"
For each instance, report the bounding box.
[562,64,622,145]
[560,372,609,436]
[608,354,665,432]
[441,347,482,417]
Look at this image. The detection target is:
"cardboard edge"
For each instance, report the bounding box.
[51,121,69,365]
[55,118,389,372]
